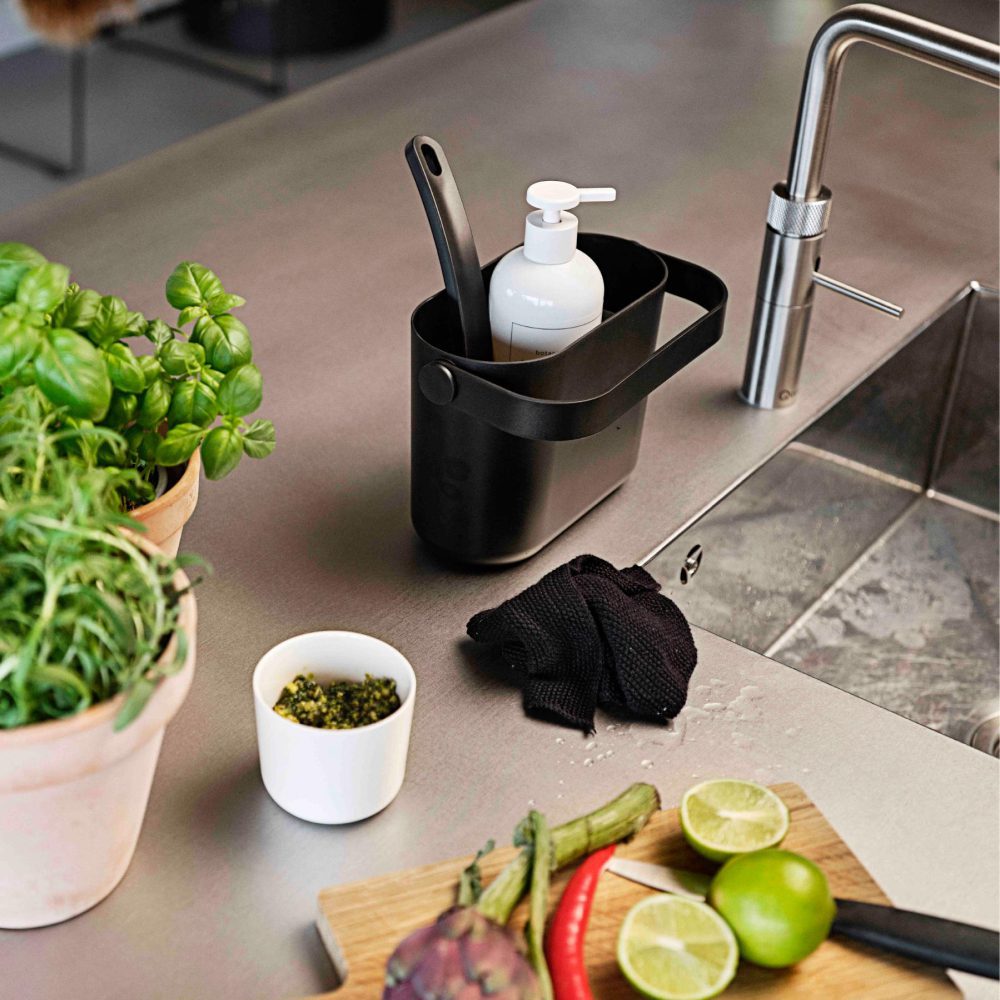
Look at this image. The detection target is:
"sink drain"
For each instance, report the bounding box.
[964,701,999,757]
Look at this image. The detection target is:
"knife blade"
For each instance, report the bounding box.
[605,857,712,900]
[606,858,999,979]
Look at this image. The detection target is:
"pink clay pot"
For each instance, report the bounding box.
[0,559,197,929]
[130,451,201,557]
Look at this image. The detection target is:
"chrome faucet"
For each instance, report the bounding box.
[741,3,1000,409]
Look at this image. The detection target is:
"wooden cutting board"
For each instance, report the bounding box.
[314,783,957,998]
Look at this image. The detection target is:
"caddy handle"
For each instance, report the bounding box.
[417,253,727,442]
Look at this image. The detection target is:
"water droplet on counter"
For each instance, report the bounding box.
[558,779,564,785]
[583,757,594,767]
[802,767,811,774]
[555,736,565,745]
[527,799,535,807]
[668,715,687,743]
[785,727,799,738]
[640,759,654,770]
[606,723,619,733]
[703,702,725,713]
[605,749,614,758]
[585,740,597,750]
[596,753,606,761]
[682,707,709,726]
[568,759,575,765]
[726,685,764,723]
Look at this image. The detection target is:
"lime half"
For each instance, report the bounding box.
[617,895,739,1000]
[680,779,789,863]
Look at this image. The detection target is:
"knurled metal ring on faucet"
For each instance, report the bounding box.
[766,182,832,238]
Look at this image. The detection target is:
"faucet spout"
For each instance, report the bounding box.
[741,4,999,409]
[788,3,1000,201]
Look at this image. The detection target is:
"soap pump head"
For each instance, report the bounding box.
[522,180,616,264]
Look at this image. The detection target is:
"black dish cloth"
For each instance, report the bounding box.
[466,554,697,733]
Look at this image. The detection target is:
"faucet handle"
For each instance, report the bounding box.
[812,271,904,318]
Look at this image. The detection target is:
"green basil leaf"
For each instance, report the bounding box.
[216,363,262,418]
[157,423,204,467]
[168,379,218,427]
[16,262,69,313]
[158,338,205,376]
[177,305,206,328]
[201,425,243,480]
[200,367,222,392]
[125,310,147,336]
[136,354,162,388]
[0,243,46,307]
[33,328,112,420]
[144,319,175,348]
[166,380,195,424]
[193,313,252,372]
[105,390,139,428]
[165,262,224,310]
[137,378,172,429]
[87,295,129,348]
[205,292,245,316]
[104,343,146,393]
[241,418,275,459]
[0,317,41,380]
[51,284,100,331]
[138,430,161,463]
[123,424,145,454]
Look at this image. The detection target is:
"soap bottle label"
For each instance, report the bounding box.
[493,315,601,362]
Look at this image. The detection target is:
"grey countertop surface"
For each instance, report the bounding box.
[2,1,998,997]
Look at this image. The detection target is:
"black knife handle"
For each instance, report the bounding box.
[833,899,999,979]
[405,135,492,361]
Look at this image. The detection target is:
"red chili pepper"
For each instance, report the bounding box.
[545,844,617,999]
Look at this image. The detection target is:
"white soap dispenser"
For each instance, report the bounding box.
[489,180,616,362]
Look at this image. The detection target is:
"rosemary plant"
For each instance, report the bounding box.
[0,388,194,731]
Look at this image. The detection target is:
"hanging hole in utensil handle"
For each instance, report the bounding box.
[420,143,443,176]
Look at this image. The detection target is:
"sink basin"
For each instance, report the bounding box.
[647,283,999,751]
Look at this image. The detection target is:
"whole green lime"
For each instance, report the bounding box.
[708,849,836,968]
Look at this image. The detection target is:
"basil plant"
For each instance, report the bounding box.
[0,243,275,503]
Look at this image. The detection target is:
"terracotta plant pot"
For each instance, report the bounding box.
[131,451,200,557]
[0,558,197,929]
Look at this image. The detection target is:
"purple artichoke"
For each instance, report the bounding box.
[384,907,541,999]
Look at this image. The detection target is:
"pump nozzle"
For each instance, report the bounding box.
[526,181,617,224]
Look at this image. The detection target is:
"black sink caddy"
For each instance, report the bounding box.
[411,234,727,565]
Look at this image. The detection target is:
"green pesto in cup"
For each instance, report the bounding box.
[273,673,401,729]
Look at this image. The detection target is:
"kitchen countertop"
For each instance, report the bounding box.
[2,1,998,997]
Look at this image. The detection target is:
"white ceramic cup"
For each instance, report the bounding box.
[252,631,416,824]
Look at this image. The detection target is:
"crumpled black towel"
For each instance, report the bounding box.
[466,554,697,733]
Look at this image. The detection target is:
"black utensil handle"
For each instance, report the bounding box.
[833,899,999,979]
[405,136,492,361]
[417,252,727,441]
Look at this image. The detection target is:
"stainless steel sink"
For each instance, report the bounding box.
[647,283,999,751]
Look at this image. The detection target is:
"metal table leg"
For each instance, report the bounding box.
[104,0,289,97]
[0,47,86,177]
